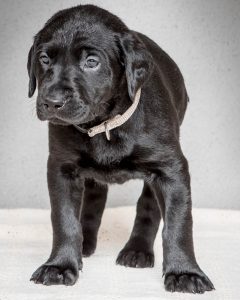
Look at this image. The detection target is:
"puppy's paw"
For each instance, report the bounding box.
[30,264,79,286]
[164,272,215,294]
[116,249,154,268]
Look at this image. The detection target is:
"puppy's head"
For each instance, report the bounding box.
[27,5,153,126]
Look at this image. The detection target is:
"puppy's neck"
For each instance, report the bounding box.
[80,88,134,130]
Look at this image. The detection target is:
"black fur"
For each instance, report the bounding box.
[28,4,214,293]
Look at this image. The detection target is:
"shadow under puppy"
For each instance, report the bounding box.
[27,4,214,294]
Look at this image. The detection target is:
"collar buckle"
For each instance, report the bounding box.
[104,121,111,141]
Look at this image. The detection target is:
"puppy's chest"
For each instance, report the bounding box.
[76,148,145,184]
[60,134,154,184]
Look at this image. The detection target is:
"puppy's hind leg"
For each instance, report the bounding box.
[81,179,108,257]
[116,182,161,268]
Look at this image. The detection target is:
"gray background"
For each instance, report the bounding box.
[0,0,239,209]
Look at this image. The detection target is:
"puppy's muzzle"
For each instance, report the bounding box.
[41,86,73,114]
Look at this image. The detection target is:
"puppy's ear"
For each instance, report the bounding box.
[27,45,36,98]
[118,32,153,101]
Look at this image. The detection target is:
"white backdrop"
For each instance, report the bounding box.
[0,0,239,209]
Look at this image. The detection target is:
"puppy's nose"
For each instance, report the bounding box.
[43,98,65,111]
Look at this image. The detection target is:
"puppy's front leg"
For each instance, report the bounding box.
[153,152,214,294]
[31,155,83,286]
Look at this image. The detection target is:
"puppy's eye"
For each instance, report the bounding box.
[85,56,99,69]
[39,54,50,65]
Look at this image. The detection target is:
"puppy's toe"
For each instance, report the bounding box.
[164,272,215,294]
[116,249,154,268]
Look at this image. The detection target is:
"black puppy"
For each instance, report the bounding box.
[28,4,214,293]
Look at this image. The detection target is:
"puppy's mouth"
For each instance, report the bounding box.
[46,118,72,126]
[38,112,90,126]
[37,102,91,126]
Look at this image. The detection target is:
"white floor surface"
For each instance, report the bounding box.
[0,207,239,300]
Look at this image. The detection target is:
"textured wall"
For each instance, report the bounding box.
[0,0,239,209]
